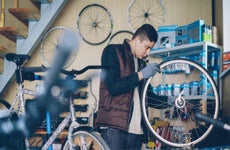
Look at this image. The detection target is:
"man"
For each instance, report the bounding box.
[96,24,170,150]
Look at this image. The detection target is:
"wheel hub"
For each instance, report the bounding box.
[175,97,186,108]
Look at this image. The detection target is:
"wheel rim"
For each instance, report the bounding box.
[40,26,78,68]
[108,30,133,45]
[63,130,108,150]
[77,4,113,45]
[128,0,166,32]
[142,59,219,148]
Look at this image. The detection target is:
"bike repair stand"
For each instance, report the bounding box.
[46,111,53,150]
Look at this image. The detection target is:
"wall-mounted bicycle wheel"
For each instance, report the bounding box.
[128,0,166,32]
[40,26,78,68]
[108,30,133,45]
[77,4,113,45]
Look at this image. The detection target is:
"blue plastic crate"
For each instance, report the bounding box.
[187,19,205,43]
[153,25,177,49]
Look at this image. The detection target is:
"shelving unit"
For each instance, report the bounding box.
[150,41,222,109]
[151,42,221,62]
[146,42,223,149]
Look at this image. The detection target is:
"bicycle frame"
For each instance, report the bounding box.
[9,83,37,116]
[9,82,37,149]
[42,96,81,150]
[11,75,93,150]
[10,82,86,150]
[3,53,107,150]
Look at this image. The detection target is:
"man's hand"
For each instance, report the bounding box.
[140,63,160,79]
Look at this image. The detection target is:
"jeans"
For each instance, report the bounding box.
[101,128,143,150]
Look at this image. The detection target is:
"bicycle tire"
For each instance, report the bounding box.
[40,26,78,68]
[0,98,18,121]
[128,0,166,32]
[108,30,133,45]
[0,99,26,149]
[0,99,11,109]
[62,127,109,150]
[142,59,219,148]
[77,4,113,45]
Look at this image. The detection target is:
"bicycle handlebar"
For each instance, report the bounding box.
[60,65,109,76]
[21,65,109,82]
[22,65,109,76]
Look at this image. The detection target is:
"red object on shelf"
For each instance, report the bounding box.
[223,52,230,61]
[223,64,230,71]
[223,52,230,71]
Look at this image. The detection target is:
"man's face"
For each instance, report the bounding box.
[134,37,155,59]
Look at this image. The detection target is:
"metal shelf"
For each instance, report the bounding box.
[183,95,216,100]
[150,42,222,58]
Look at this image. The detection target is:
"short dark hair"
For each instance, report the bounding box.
[132,24,158,43]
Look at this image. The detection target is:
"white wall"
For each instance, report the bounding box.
[223,0,230,52]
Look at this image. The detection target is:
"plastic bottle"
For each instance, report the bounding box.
[190,81,198,95]
[212,70,218,84]
[174,84,181,96]
[183,83,190,96]
[167,84,173,96]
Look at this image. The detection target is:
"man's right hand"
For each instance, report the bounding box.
[140,63,160,79]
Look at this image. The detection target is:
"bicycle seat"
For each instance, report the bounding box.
[5,53,31,66]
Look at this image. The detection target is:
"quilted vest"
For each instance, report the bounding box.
[96,44,135,131]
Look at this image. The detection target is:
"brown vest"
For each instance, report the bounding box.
[96,44,135,130]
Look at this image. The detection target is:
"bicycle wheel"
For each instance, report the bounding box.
[142,59,219,148]
[77,4,113,45]
[62,127,109,150]
[0,98,15,120]
[40,26,78,68]
[108,30,133,45]
[128,0,166,32]
[0,99,11,109]
[0,99,26,149]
